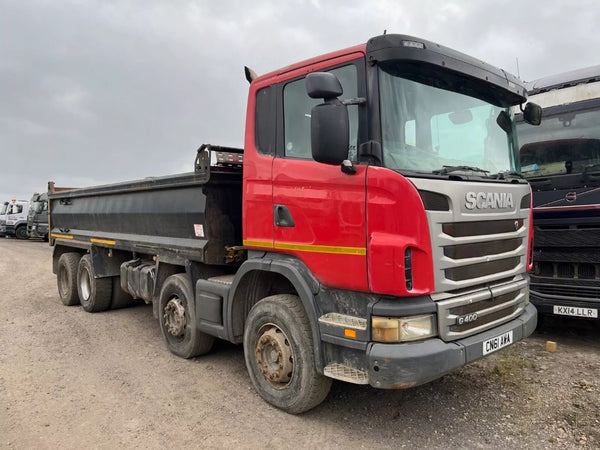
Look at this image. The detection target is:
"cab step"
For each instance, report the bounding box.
[324,363,369,385]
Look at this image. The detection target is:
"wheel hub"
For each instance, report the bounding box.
[80,271,91,300]
[164,298,186,337]
[255,325,293,385]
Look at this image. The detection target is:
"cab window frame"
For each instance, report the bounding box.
[276,58,366,162]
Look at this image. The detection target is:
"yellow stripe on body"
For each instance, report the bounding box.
[51,233,73,239]
[244,240,365,256]
[90,238,116,245]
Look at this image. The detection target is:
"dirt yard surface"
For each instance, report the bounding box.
[1,239,599,449]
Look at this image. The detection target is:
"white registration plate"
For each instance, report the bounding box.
[553,305,598,318]
[483,330,513,355]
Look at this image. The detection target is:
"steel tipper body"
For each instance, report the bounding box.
[516,65,600,321]
[50,34,539,414]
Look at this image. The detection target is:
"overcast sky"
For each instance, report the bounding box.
[1,0,598,202]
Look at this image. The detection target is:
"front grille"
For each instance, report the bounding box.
[534,261,600,280]
[534,228,600,247]
[445,257,520,281]
[443,219,523,237]
[444,238,520,259]
[438,218,526,289]
[437,279,528,341]
[532,282,600,300]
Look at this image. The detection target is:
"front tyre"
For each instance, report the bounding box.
[77,254,112,312]
[158,274,214,359]
[15,226,28,240]
[243,294,331,414]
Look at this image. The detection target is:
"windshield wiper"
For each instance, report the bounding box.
[493,170,524,180]
[433,165,490,175]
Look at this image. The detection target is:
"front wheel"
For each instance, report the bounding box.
[15,226,28,240]
[158,274,214,359]
[243,294,331,414]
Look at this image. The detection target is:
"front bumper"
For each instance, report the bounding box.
[0,225,14,236]
[366,303,537,389]
[530,286,599,319]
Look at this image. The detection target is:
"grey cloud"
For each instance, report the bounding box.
[1,0,599,202]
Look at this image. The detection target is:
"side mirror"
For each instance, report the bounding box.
[306,72,349,165]
[523,102,542,126]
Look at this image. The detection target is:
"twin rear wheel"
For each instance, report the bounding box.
[56,252,133,311]
[56,252,331,413]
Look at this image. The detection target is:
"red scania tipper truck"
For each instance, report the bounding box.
[49,34,542,413]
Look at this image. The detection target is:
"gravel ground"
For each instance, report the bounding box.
[1,239,599,449]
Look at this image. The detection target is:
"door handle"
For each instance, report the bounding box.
[274,204,295,227]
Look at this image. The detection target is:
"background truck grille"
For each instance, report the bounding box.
[531,281,600,300]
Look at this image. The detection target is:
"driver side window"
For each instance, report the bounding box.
[283,64,358,160]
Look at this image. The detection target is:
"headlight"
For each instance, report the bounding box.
[372,314,437,343]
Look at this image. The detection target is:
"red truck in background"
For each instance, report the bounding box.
[49,34,542,413]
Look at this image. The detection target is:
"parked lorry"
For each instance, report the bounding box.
[0,199,30,239]
[27,192,49,240]
[49,34,542,413]
[0,201,8,236]
[516,65,600,321]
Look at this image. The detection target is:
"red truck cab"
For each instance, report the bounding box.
[240,34,539,404]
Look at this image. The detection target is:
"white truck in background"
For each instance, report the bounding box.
[0,199,30,239]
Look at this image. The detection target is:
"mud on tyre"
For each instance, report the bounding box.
[243,294,332,414]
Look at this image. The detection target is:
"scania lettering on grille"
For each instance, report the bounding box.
[465,192,514,210]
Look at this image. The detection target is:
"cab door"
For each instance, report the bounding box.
[272,59,368,291]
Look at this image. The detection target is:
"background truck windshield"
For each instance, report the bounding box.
[379,67,518,175]
[517,106,600,178]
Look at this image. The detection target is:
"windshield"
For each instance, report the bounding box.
[516,105,600,178]
[379,65,519,175]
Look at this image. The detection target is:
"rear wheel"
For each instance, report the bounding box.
[15,226,28,240]
[243,294,331,414]
[158,274,214,358]
[57,252,81,306]
[77,254,112,312]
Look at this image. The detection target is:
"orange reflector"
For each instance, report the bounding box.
[344,329,357,339]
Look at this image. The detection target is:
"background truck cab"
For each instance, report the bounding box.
[28,192,49,241]
[516,65,600,321]
[0,200,30,239]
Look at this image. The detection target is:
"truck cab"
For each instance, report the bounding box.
[0,201,9,237]
[28,192,49,241]
[516,65,600,320]
[0,200,30,239]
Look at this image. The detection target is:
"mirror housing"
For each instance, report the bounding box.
[306,72,349,165]
[523,102,542,126]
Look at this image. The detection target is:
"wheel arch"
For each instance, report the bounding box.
[227,254,324,371]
